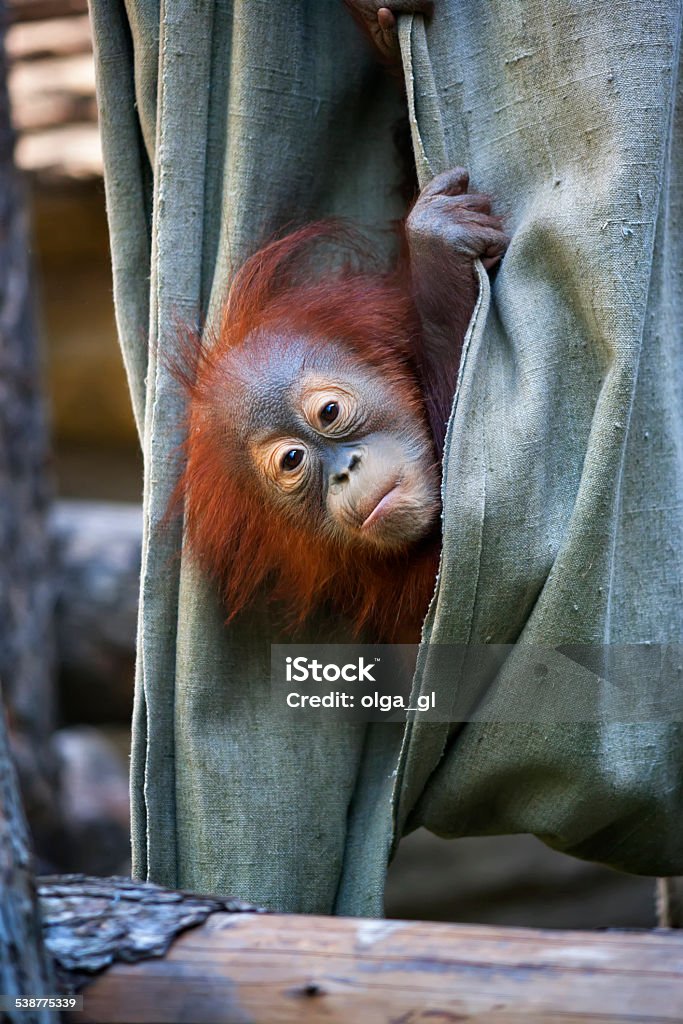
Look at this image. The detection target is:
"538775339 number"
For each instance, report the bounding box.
[3,996,83,1011]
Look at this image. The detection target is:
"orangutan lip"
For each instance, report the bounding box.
[361,484,401,530]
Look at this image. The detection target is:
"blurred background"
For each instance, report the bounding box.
[3,0,657,928]
[8,0,141,497]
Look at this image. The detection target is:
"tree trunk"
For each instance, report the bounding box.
[34,877,683,1024]
[0,10,58,1016]
[0,0,62,865]
[52,501,139,725]
[0,703,56,1023]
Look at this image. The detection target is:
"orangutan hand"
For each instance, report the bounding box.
[344,0,434,62]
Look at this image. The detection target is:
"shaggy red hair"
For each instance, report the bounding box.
[176,224,440,641]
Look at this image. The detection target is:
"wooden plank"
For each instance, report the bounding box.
[9,53,96,132]
[51,501,139,723]
[7,0,88,24]
[76,912,683,1023]
[13,122,101,180]
[6,14,92,62]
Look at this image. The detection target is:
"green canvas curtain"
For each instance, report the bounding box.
[90,0,683,916]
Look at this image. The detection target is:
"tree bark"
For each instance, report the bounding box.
[39,875,261,991]
[0,0,62,863]
[34,877,683,1024]
[0,703,56,1024]
[52,501,139,725]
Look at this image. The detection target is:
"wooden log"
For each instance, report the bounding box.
[9,53,97,132]
[58,906,683,1024]
[52,501,140,723]
[0,701,57,1024]
[38,876,262,984]
[14,121,101,181]
[7,0,88,23]
[6,13,92,62]
[38,875,683,1023]
[0,0,63,865]
[50,728,130,875]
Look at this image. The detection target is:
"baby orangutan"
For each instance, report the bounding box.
[177,168,507,641]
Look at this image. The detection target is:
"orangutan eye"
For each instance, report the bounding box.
[320,401,339,425]
[281,448,304,471]
[301,386,356,436]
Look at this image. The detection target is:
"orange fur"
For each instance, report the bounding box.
[176,224,440,642]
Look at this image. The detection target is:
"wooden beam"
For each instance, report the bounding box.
[52,501,139,723]
[7,0,88,24]
[5,7,100,182]
[13,121,101,181]
[6,14,92,62]
[8,53,96,132]
[74,911,683,1023]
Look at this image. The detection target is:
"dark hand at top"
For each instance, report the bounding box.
[343,0,434,62]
